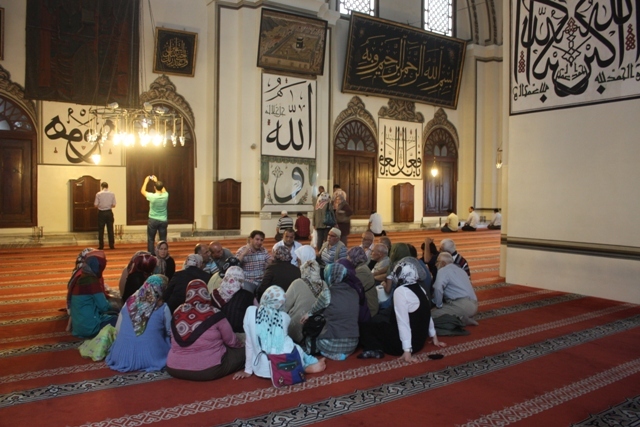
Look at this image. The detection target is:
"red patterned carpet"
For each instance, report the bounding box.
[1,230,638,427]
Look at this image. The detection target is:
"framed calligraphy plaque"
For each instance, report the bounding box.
[342,13,466,108]
[510,0,640,114]
[257,9,328,76]
[153,27,198,77]
[261,73,317,159]
[261,156,316,211]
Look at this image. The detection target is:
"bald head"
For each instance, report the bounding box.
[209,241,225,260]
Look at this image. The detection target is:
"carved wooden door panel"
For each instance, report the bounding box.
[424,159,456,216]
[215,179,241,230]
[70,175,100,232]
[0,136,37,228]
[334,154,375,219]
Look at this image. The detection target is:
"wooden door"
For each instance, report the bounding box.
[70,175,100,231]
[424,159,456,216]
[0,136,37,228]
[394,182,415,222]
[215,179,241,230]
[334,153,376,219]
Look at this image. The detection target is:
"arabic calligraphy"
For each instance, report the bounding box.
[261,158,315,208]
[44,108,111,164]
[343,14,466,108]
[161,37,189,69]
[378,119,423,178]
[512,0,640,113]
[262,74,316,159]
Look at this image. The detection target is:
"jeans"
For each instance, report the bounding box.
[147,218,168,254]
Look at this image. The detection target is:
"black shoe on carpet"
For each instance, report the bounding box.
[357,350,385,359]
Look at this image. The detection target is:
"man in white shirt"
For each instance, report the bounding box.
[272,228,302,266]
[488,209,502,230]
[441,209,459,232]
[461,206,479,231]
[368,211,386,236]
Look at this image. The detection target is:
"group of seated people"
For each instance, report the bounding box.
[66,229,479,383]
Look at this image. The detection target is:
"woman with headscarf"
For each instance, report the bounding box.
[313,186,332,248]
[255,245,301,301]
[346,246,378,318]
[211,266,257,337]
[106,275,171,372]
[121,253,158,304]
[301,263,360,360]
[166,279,245,381]
[336,248,371,324]
[334,193,353,245]
[67,250,117,338]
[232,286,326,380]
[118,251,150,298]
[358,261,446,362]
[285,247,329,343]
[163,254,212,313]
[153,241,175,280]
[381,243,431,310]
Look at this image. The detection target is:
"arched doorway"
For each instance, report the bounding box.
[0,67,38,228]
[333,97,377,218]
[125,76,195,226]
[423,109,459,216]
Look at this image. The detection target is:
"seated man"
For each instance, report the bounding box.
[488,209,502,230]
[368,211,386,236]
[272,228,302,266]
[431,252,478,326]
[441,209,459,232]
[204,241,233,275]
[370,243,390,284]
[439,238,470,277]
[274,211,294,242]
[461,206,479,231]
[360,231,375,260]
[194,243,214,273]
[235,230,272,293]
[294,212,311,240]
[318,227,347,266]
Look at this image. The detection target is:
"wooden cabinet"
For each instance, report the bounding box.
[215,179,241,230]
[70,176,100,232]
[393,182,414,223]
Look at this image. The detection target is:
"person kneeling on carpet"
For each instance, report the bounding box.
[358,261,446,363]
[232,286,326,381]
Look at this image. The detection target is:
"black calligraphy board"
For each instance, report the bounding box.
[342,13,466,109]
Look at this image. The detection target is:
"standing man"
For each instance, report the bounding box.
[94,182,116,250]
[140,174,169,255]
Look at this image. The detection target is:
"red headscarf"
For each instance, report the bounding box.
[171,280,224,347]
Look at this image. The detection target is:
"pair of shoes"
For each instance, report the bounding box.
[109,246,115,250]
[461,316,479,326]
[357,350,385,359]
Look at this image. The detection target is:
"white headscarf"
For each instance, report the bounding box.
[295,245,317,265]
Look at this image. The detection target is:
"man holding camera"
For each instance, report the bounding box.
[140,174,169,255]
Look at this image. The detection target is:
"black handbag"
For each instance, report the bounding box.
[302,313,326,356]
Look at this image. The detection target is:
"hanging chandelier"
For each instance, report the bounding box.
[87,102,185,149]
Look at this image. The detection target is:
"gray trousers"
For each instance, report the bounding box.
[431,297,478,319]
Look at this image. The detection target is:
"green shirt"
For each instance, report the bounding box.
[146,192,169,221]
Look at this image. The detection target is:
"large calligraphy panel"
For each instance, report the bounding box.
[342,13,466,108]
[42,103,122,166]
[378,119,423,179]
[261,73,317,159]
[511,0,640,114]
[260,156,316,212]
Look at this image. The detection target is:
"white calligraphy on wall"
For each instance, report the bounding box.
[261,73,316,159]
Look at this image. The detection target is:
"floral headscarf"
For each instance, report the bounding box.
[126,275,166,336]
[315,189,331,210]
[390,260,419,286]
[295,245,317,265]
[183,254,203,269]
[172,280,223,346]
[347,246,368,267]
[154,241,170,275]
[273,245,293,263]
[212,266,244,308]
[324,263,347,287]
[67,250,107,305]
[256,286,287,354]
[300,259,325,297]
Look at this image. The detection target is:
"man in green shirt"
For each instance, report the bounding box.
[140,174,169,255]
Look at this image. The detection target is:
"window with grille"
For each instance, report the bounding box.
[0,97,34,132]
[423,0,453,36]
[338,0,376,16]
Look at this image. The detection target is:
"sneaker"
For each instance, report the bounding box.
[357,350,385,359]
